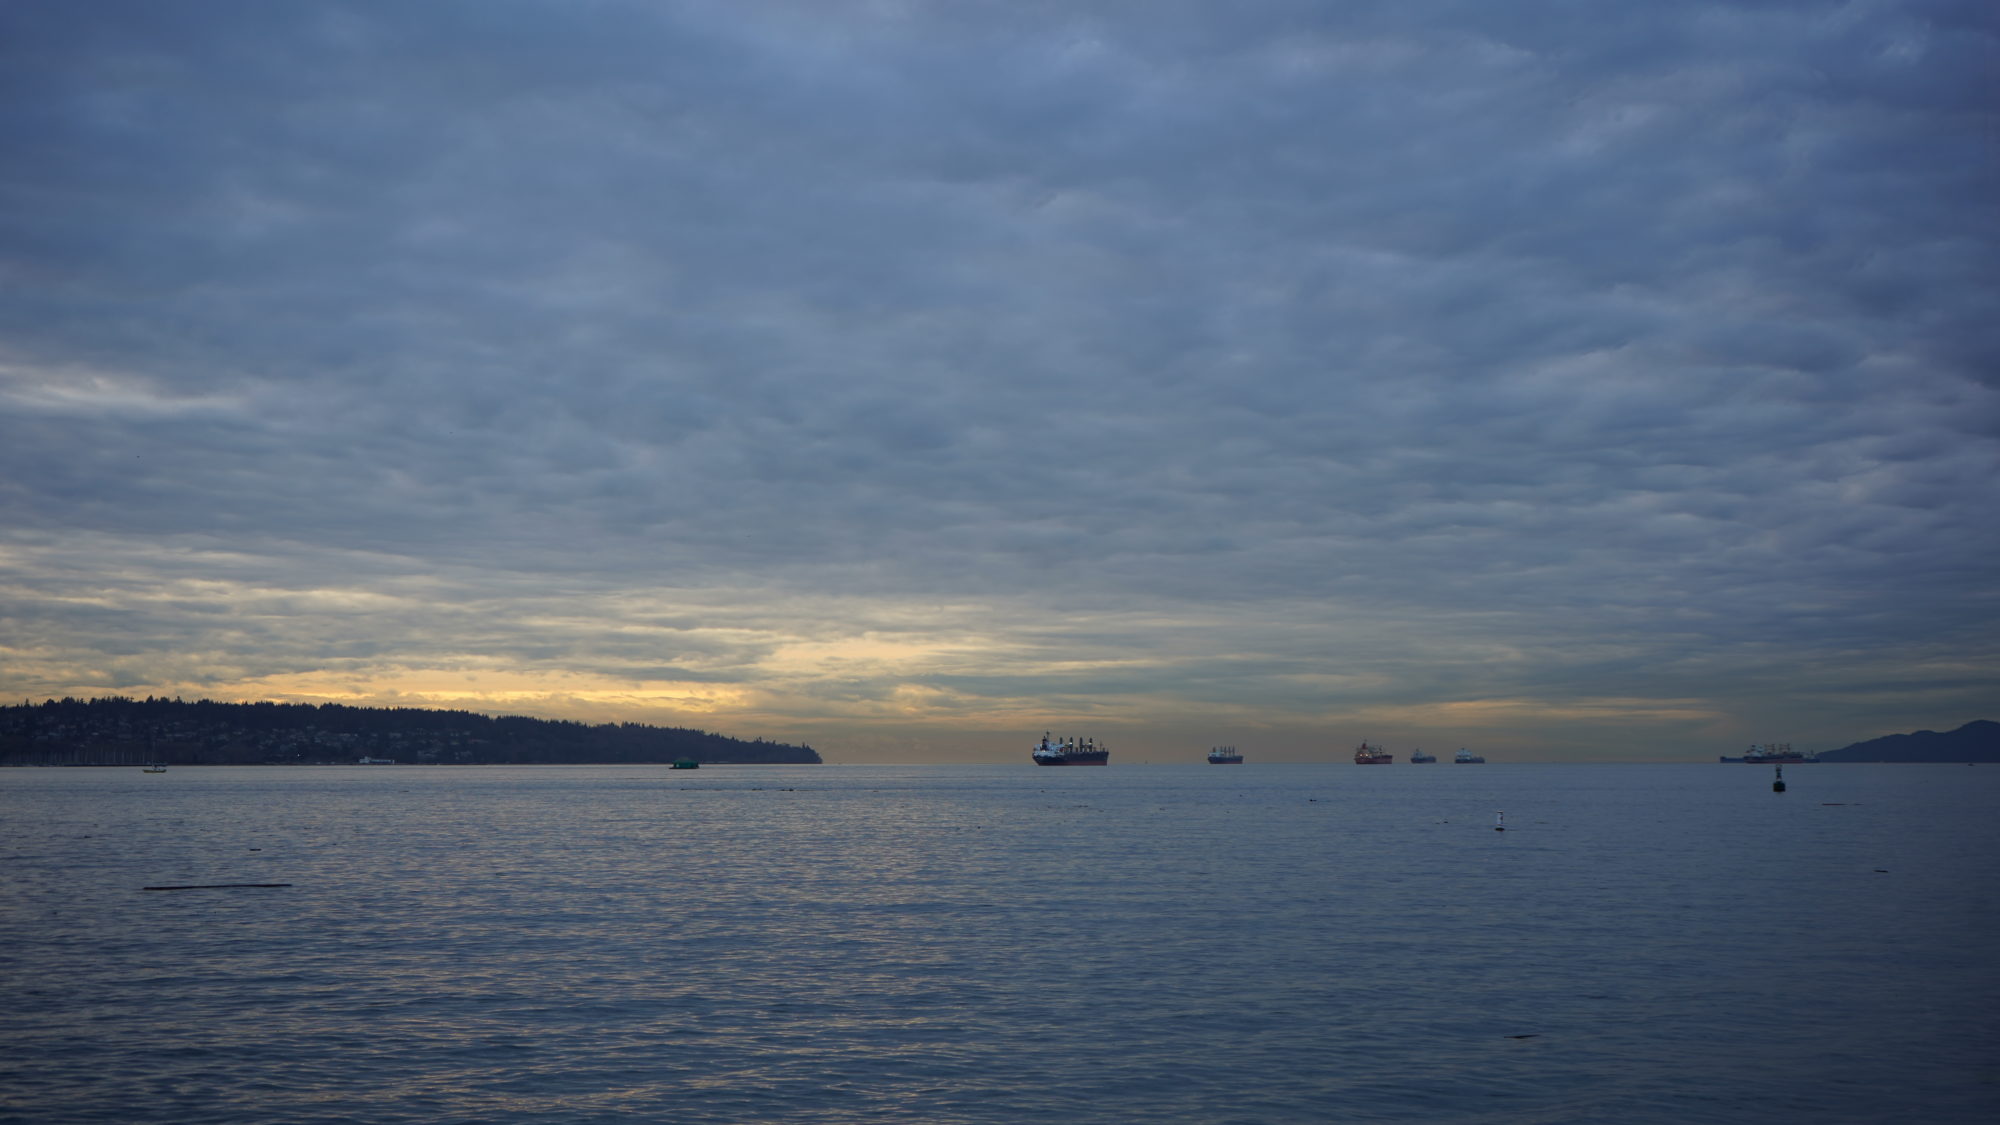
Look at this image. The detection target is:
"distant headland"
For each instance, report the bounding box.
[1816,719,1998,763]
[0,697,821,766]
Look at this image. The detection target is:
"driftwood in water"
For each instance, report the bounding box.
[142,883,293,890]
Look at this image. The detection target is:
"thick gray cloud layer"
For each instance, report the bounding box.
[3,1,1995,759]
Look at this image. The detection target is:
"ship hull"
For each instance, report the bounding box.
[1351,742,1391,765]
[1030,732,1108,766]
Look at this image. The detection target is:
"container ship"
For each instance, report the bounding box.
[1207,746,1243,764]
[1719,743,1816,764]
[1032,733,1109,766]
[1409,748,1436,763]
[1353,742,1393,765]
[1454,749,1484,763]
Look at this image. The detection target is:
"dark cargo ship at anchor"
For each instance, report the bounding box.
[1032,733,1109,766]
[1719,742,1817,764]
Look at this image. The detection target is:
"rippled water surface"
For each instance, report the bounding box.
[3,762,1996,1123]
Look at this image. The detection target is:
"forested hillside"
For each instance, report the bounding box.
[0,697,820,765]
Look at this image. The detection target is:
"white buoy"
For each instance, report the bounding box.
[1495,810,1505,832]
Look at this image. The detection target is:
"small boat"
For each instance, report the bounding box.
[671,758,700,770]
[1353,742,1393,765]
[1207,746,1243,764]
[142,762,167,774]
[1454,749,1485,764]
[1409,748,1436,763]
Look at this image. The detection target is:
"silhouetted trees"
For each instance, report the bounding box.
[0,697,820,765]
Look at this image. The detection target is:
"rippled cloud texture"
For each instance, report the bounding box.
[3,1,1995,760]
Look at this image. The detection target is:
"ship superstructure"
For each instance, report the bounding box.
[1719,743,1816,764]
[1032,733,1109,766]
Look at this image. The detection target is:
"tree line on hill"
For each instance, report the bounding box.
[0,696,821,766]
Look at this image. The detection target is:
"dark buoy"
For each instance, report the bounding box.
[1772,765,1786,793]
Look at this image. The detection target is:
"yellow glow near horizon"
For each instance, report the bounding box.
[763,632,1004,675]
[1357,696,1724,727]
[215,668,757,717]
[0,569,1752,760]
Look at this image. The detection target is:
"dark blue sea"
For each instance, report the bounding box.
[3,762,1995,1123]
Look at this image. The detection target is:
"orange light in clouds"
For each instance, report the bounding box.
[217,668,755,717]
[1362,697,1724,726]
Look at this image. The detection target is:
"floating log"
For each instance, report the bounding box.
[142,883,293,891]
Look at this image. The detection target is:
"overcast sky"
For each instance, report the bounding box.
[2,0,1995,762]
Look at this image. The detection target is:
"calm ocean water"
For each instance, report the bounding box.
[2,762,1995,1124]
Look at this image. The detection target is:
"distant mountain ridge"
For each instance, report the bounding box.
[0,696,821,766]
[1816,720,1999,763]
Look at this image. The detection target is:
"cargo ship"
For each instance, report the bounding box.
[1409,748,1436,763]
[1353,742,1393,765]
[1719,743,1816,764]
[1207,746,1243,764]
[1454,749,1484,763]
[1032,733,1109,766]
